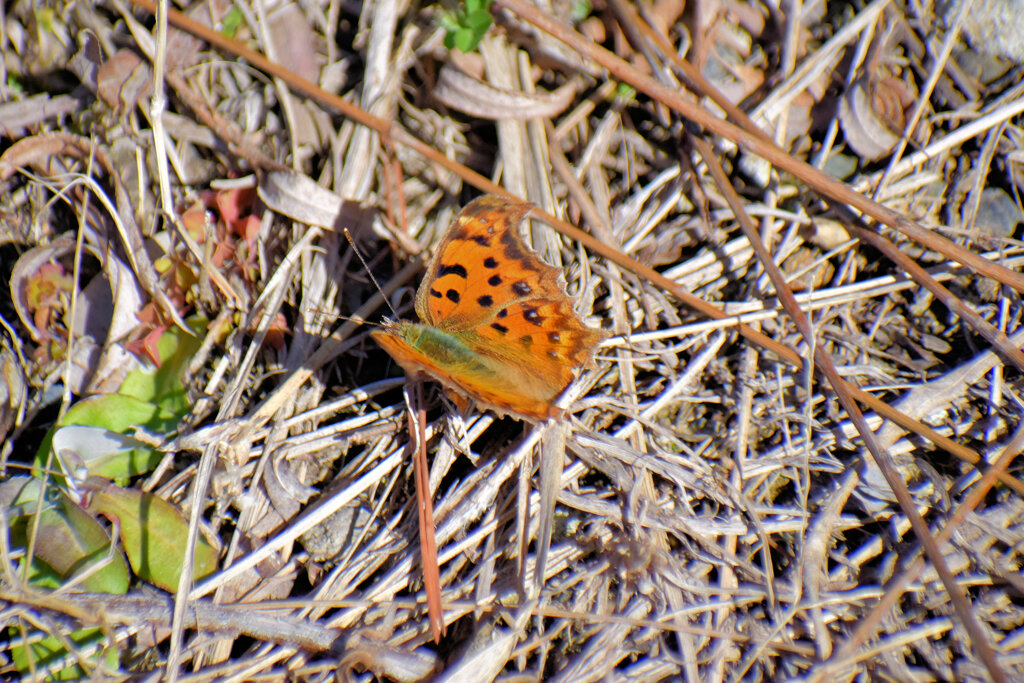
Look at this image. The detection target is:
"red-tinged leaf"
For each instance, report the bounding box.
[25,262,73,340]
[211,240,235,268]
[214,185,256,226]
[180,202,210,243]
[235,214,261,245]
[26,263,72,308]
[135,302,160,325]
[124,325,166,368]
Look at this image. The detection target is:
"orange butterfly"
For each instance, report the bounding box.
[372,195,606,421]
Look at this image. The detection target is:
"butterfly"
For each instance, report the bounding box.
[372,195,607,421]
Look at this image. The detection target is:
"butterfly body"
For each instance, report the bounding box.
[372,195,606,421]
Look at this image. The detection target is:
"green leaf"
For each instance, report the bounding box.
[2,478,130,594]
[34,394,174,485]
[455,28,476,53]
[464,8,492,30]
[31,317,207,483]
[571,0,593,22]
[219,7,244,37]
[118,315,205,415]
[9,626,118,681]
[86,483,218,592]
[50,425,163,484]
[440,0,493,53]
[615,82,637,101]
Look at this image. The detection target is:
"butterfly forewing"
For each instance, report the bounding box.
[415,196,565,331]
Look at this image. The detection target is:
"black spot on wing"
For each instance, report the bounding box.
[477,295,494,308]
[438,263,468,279]
[484,257,499,269]
[497,308,508,319]
[488,274,502,286]
[446,289,460,303]
[470,235,491,247]
[490,322,508,334]
[430,288,442,299]
[523,308,542,325]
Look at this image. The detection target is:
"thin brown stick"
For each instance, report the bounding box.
[410,378,446,642]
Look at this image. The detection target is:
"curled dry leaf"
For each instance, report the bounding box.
[258,169,344,229]
[265,453,319,521]
[97,50,153,113]
[300,504,378,562]
[1008,148,1024,196]
[67,29,102,91]
[801,216,853,251]
[0,134,86,181]
[433,63,576,120]
[69,34,155,115]
[258,170,380,241]
[10,240,76,345]
[840,75,916,161]
[340,631,440,682]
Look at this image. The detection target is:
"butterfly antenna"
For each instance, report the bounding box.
[344,228,399,318]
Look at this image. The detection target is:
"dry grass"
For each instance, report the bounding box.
[1,0,1024,681]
